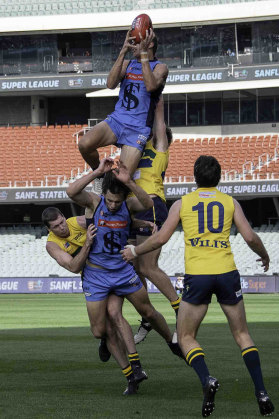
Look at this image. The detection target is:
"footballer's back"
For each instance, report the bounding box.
[180,187,236,275]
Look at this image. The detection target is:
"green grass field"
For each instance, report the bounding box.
[0,294,278,419]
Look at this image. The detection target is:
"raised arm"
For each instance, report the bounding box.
[233,199,269,272]
[122,199,181,261]
[46,224,96,273]
[107,30,134,89]
[113,161,153,212]
[139,29,168,92]
[152,95,169,152]
[66,158,114,209]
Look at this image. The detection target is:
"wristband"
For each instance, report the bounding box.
[140,51,148,55]
[125,244,138,257]
[141,58,149,62]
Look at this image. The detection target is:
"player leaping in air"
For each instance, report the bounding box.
[78,28,168,178]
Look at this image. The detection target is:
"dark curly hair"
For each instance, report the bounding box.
[102,170,130,199]
[194,155,221,187]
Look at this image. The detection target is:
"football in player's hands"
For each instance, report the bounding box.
[130,14,153,44]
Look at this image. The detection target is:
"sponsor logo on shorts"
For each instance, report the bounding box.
[138,134,147,141]
[185,285,190,293]
[84,292,92,297]
[129,274,138,284]
[235,289,242,298]
[136,140,143,146]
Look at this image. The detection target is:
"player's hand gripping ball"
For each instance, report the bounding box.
[131,14,153,44]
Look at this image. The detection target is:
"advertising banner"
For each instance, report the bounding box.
[1,64,279,93]
[1,180,279,204]
[0,276,277,294]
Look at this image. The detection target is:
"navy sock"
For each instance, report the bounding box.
[186,347,209,387]
[242,346,266,394]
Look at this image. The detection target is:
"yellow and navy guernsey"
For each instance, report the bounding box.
[132,139,169,201]
[180,187,237,275]
[47,217,87,257]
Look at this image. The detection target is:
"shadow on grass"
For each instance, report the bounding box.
[0,323,278,418]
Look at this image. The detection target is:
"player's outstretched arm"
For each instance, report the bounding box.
[138,29,168,92]
[233,199,270,272]
[122,199,181,261]
[107,30,134,89]
[46,224,97,273]
[153,95,168,152]
[67,158,113,208]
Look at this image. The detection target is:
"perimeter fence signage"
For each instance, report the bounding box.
[1,180,279,204]
[0,276,278,294]
[1,64,279,92]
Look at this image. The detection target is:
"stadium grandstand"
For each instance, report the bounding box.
[1,0,279,294]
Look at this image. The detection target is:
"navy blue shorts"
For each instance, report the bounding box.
[105,114,150,153]
[182,270,243,305]
[131,196,168,237]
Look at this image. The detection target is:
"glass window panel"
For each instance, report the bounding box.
[156,28,182,69]
[240,96,256,124]
[275,97,279,121]
[223,100,239,124]
[169,94,186,126]
[187,93,204,126]
[205,100,221,125]
[258,98,274,122]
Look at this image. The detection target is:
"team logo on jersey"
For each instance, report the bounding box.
[121,83,140,111]
[64,242,70,249]
[199,191,216,198]
[73,232,83,241]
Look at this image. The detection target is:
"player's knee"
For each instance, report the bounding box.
[78,135,91,155]
[90,324,106,339]
[139,305,156,321]
[107,306,123,327]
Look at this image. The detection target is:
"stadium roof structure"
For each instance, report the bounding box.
[0,0,277,33]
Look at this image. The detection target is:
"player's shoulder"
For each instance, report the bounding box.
[66,217,78,227]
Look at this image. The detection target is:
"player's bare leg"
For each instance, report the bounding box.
[107,294,148,386]
[135,237,178,302]
[78,121,117,170]
[133,236,180,344]
[126,286,184,359]
[105,315,140,396]
[221,300,274,416]
[119,145,142,175]
[86,299,108,338]
[107,294,138,354]
[177,301,219,418]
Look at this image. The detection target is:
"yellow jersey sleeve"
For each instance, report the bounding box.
[47,217,87,256]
